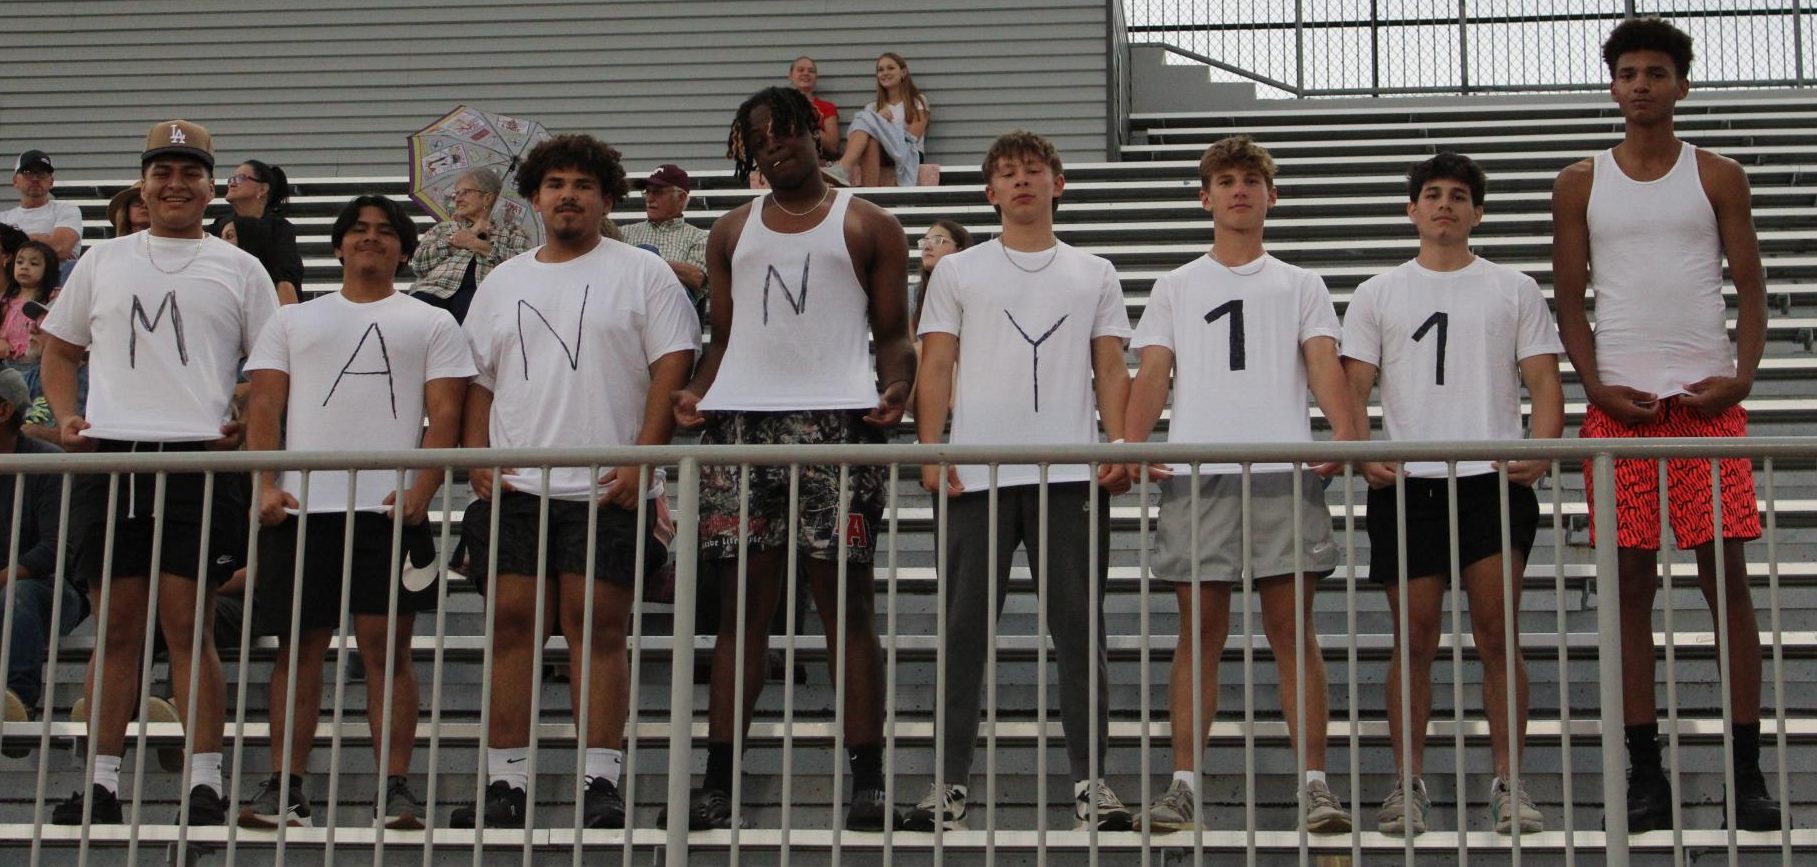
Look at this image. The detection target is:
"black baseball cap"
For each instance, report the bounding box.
[12,150,53,175]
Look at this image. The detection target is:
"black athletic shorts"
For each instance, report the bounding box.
[252,512,439,636]
[1365,473,1540,583]
[461,491,665,590]
[69,440,249,588]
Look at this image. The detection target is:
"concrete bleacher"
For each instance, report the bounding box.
[6,91,1817,862]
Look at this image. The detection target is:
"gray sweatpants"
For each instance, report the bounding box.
[938,481,1112,786]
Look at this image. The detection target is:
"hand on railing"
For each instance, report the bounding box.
[1360,461,1403,489]
[862,380,911,429]
[1679,374,1752,417]
[1495,460,1550,487]
[207,419,245,451]
[1585,383,1661,425]
[920,464,963,497]
[1096,461,1132,495]
[258,484,300,527]
[382,487,432,526]
[468,466,517,501]
[1126,461,1173,484]
[671,389,706,429]
[57,415,96,453]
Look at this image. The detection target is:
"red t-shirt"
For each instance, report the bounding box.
[812,98,838,125]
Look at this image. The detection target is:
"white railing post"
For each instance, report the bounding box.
[664,457,701,864]
[1591,453,1630,863]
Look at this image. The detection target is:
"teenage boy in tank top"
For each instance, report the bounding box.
[1552,17,1780,833]
[1345,153,1563,836]
[453,135,700,831]
[669,86,914,833]
[1124,136,1355,835]
[42,120,276,828]
[907,130,1135,833]
[238,195,473,831]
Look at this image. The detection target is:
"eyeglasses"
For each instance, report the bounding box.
[227,173,264,187]
[450,188,488,200]
[919,235,955,250]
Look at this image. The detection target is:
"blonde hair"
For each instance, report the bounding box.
[1198,135,1277,188]
[873,52,926,126]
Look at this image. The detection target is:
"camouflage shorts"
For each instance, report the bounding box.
[698,410,888,563]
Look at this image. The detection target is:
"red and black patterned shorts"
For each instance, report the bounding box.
[698,410,888,563]
[1580,400,1760,551]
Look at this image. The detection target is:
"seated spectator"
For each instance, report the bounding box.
[1,151,83,279]
[105,183,149,238]
[2,241,59,388]
[599,215,624,242]
[620,165,708,315]
[409,168,527,323]
[0,369,82,752]
[210,160,303,304]
[832,53,930,187]
[789,56,842,161]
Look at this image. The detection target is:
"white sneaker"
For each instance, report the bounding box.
[1073,779,1134,831]
[1303,779,1352,834]
[902,782,966,831]
[1491,776,1544,835]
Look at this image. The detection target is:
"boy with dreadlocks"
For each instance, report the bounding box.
[670,86,914,832]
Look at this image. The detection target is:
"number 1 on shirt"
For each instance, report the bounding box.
[1413,310,1449,386]
[1204,299,1246,371]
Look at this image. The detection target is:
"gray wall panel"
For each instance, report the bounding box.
[0,0,1113,186]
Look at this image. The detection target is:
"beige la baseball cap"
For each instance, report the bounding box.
[141,119,215,171]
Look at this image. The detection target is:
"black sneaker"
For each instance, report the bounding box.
[450,780,526,829]
[238,774,313,829]
[583,777,626,829]
[1726,768,1784,832]
[182,784,229,827]
[845,786,901,832]
[656,787,746,830]
[51,784,123,825]
[1626,765,1673,833]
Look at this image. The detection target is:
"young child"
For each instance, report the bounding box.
[1124,135,1358,834]
[2,240,58,364]
[1343,152,1563,836]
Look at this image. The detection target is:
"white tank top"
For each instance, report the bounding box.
[699,189,877,411]
[1585,142,1734,397]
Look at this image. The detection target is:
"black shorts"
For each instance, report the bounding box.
[1366,474,1540,583]
[461,491,665,589]
[252,512,439,636]
[69,440,250,588]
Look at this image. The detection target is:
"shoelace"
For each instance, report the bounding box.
[918,784,962,813]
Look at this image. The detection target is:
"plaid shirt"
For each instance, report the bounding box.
[620,218,709,299]
[408,218,528,299]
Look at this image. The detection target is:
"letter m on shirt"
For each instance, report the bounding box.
[130,291,189,368]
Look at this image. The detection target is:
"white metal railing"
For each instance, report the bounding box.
[0,440,1809,865]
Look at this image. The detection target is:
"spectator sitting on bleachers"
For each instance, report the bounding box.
[0,369,81,754]
[105,183,149,238]
[1,241,57,371]
[620,164,709,315]
[831,52,929,187]
[409,168,527,324]
[2,151,83,279]
[237,193,471,831]
[788,55,842,161]
[210,160,302,305]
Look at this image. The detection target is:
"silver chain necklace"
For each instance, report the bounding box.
[999,240,1060,274]
[769,186,833,217]
[142,232,203,276]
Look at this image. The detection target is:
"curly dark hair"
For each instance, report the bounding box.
[1406,152,1486,206]
[514,134,629,203]
[728,86,821,185]
[1603,17,1694,79]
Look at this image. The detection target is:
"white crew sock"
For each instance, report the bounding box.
[190,752,224,796]
[1305,769,1327,787]
[1173,770,1198,794]
[489,747,530,790]
[94,754,122,795]
[584,748,623,786]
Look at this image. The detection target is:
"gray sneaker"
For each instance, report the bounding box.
[379,775,424,830]
[1491,776,1543,835]
[1303,779,1352,834]
[1377,776,1430,836]
[238,774,313,829]
[1073,779,1133,831]
[901,782,967,831]
[1138,778,1197,832]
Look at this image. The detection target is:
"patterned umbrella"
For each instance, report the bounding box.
[407,105,549,245]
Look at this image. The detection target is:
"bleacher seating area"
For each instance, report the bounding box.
[4,91,1816,864]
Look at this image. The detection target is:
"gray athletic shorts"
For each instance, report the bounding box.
[1150,469,1340,583]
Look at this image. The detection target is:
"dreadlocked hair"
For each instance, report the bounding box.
[727,86,821,185]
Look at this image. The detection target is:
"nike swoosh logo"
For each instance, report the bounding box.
[505,757,527,764]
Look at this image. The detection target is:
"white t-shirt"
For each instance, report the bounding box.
[868,97,929,150]
[1,197,84,257]
[42,233,277,441]
[464,239,700,500]
[245,292,475,512]
[1343,257,1564,478]
[1132,253,1340,475]
[918,240,1131,490]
